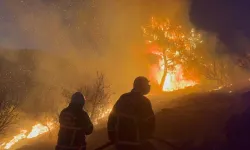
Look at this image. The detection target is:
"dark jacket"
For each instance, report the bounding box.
[107,90,155,146]
[56,104,93,150]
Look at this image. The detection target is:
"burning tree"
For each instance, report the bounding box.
[142,17,202,91]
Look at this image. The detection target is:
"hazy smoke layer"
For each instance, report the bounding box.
[0,0,194,115]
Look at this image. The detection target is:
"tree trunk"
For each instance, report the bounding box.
[160,51,168,91]
[160,69,167,90]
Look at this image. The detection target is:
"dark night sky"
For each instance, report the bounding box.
[189,0,250,55]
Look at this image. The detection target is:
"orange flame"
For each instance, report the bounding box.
[149,48,197,91]
[1,122,54,149]
[0,108,111,150]
[27,122,54,139]
[158,64,196,91]
[143,17,201,91]
[1,108,112,149]
[2,130,27,149]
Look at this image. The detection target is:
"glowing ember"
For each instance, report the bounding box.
[1,122,54,149]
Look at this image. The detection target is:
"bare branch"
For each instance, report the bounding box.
[0,95,19,135]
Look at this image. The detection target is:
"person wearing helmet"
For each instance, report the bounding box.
[107,76,155,150]
[56,92,93,150]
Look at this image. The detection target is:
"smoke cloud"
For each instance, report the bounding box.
[189,0,250,56]
[0,0,193,115]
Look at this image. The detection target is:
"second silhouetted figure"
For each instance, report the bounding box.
[107,76,155,150]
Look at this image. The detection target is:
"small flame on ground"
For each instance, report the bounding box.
[3,130,27,149]
[213,86,223,91]
[1,122,54,149]
[212,84,233,91]
[1,108,111,150]
[27,123,53,139]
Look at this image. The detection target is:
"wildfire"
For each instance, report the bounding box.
[27,122,54,139]
[0,107,111,150]
[93,108,112,125]
[0,122,54,150]
[143,17,202,91]
[160,64,196,91]
[151,51,197,91]
[2,130,27,149]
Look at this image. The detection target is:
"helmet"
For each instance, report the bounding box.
[71,92,86,105]
[133,76,150,95]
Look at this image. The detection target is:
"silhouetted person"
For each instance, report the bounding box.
[56,92,93,150]
[107,76,155,150]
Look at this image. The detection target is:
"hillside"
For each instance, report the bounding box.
[10,90,250,150]
[1,48,250,150]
